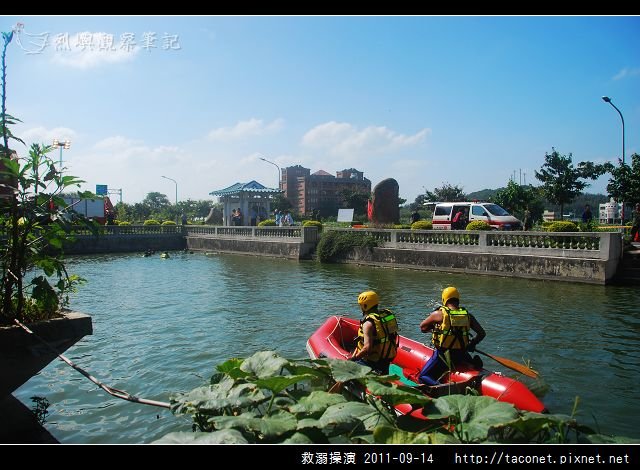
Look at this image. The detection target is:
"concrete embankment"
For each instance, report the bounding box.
[60,225,624,284]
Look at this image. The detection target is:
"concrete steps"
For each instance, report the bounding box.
[615,245,640,285]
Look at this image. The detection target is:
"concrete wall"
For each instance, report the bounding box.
[64,234,185,254]
[187,237,316,260]
[341,246,614,284]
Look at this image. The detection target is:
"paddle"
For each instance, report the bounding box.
[475,349,539,378]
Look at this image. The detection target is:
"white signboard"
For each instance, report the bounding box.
[337,208,354,222]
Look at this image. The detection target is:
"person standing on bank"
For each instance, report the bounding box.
[631,203,640,243]
[411,209,420,224]
[523,207,532,231]
[418,286,486,386]
[452,208,465,230]
[350,291,399,375]
[582,204,593,224]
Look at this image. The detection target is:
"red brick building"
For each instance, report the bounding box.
[281,165,371,217]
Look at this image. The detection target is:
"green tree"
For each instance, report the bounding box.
[534,148,607,220]
[492,181,545,225]
[114,201,129,222]
[272,193,292,213]
[411,194,429,211]
[178,199,215,220]
[424,183,467,202]
[131,202,151,222]
[340,189,370,217]
[605,153,640,207]
[142,192,171,213]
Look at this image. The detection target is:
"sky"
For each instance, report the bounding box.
[2,16,639,205]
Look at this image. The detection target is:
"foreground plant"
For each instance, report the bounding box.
[1,28,93,323]
[157,351,632,444]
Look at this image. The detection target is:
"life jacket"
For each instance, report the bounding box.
[355,309,399,362]
[432,306,470,350]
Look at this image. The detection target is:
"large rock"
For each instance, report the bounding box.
[204,207,222,225]
[371,178,399,225]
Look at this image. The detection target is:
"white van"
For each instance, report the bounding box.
[431,202,521,230]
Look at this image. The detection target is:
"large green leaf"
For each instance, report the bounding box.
[296,417,323,430]
[153,430,248,444]
[359,399,396,431]
[318,402,375,436]
[171,379,266,415]
[431,395,519,442]
[211,410,297,440]
[325,358,372,382]
[240,351,291,378]
[216,357,245,375]
[46,236,64,249]
[256,374,316,394]
[428,432,463,444]
[365,380,432,406]
[374,426,438,444]
[0,158,20,176]
[288,362,332,379]
[61,175,85,186]
[288,391,347,417]
[497,413,570,442]
[282,432,314,444]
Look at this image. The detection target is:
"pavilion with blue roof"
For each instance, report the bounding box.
[209,180,282,226]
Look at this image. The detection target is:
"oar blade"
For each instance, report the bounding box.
[476,349,539,378]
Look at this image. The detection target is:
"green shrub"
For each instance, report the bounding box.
[411,220,432,230]
[143,219,160,225]
[258,219,277,227]
[546,221,578,232]
[578,220,598,232]
[117,221,131,226]
[303,220,323,232]
[162,220,177,225]
[466,221,491,231]
[316,230,378,263]
[392,224,412,229]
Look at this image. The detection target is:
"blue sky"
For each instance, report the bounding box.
[3,16,639,204]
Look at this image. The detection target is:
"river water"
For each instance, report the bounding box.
[14,252,640,443]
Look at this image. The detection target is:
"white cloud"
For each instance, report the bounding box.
[302,121,430,157]
[20,126,76,145]
[66,135,189,201]
[612,67,640,81]
[299,122,432,202]
[89,136,181,166]
[93,136,143,152]
[50,33,139,69]
[207,118,284,141]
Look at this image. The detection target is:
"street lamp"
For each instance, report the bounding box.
[259,156,281,190]
[161,175,178,223]
[601,96,626,222]
[52,139,71,168]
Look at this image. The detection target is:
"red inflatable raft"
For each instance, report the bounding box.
[306,316,546,415]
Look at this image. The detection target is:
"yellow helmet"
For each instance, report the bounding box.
[442,286,460,305]
[358,291,379,312]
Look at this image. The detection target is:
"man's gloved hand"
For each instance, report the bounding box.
[467,342,476,353]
